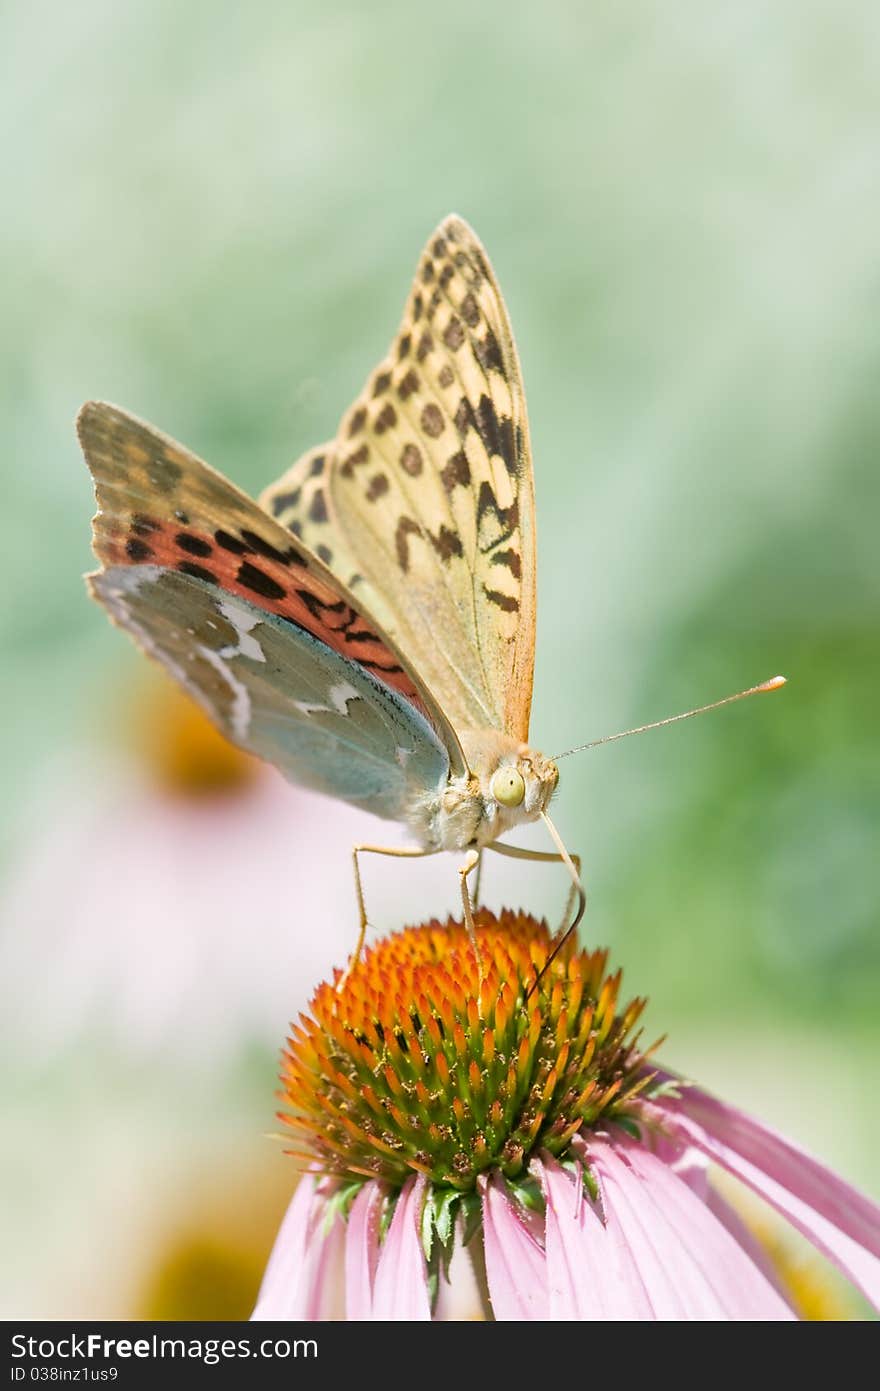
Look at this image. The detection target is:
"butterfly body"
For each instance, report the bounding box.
[79,215,583,945]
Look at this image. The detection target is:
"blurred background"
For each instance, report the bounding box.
[2,0,877,1319]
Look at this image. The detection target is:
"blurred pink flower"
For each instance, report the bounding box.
[2,765,398,1060]
[0,679,420,1062]
[251,914,880,1321]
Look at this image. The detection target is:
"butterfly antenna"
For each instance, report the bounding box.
[525,812,586,1001]
[551,676,786,761]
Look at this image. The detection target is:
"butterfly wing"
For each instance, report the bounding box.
[260,440,360,587]
[261,216,537,742]
[90,565,449,818]
[79,400,466,776]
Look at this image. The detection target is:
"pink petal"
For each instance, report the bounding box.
[345,1182,385,1319]
[305,1212,346,1319]
[252,1175,325,1320]
[479,1173,549,1320]
[704,1183,796,1310]
[585,1136,794,1319]
[657,1138,795,1304]
[538,1154,655,1318]
[573,1141,682,1319]
[649,1085,880,1308]
[371,1174,431,1319]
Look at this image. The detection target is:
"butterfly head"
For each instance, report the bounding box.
[447,730,559,848]
[486,747,558,826]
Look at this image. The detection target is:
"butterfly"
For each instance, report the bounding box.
[78,217,587,963]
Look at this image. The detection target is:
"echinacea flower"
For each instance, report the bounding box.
[253,910,880,1321]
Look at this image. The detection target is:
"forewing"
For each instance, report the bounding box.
[261,216,538,741]
[90,566,449,819]
[260,440,360,588]
[79,400,465,771]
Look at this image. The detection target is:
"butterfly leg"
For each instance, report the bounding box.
[486,840,583,934]
[458,848,482,954]
[345,843,439,988]
[472,849,484,909]
[488,812,587,996]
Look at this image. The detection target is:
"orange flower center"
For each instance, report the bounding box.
[278,910,657,1191]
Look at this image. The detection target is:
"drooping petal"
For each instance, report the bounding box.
[704,1184,796,1308]
[305,1210,347,1319]
[585,1136,794,1319]
[480,1173,549,1320]
[649,1133,707,1189]
[345,1182,385,1319]
[574,1140,686,1319]
[252,1175,324,1320]
[538,1154,655,1318]
[649,1085,880,1308]
[371,1174,431,1319]
[645,1118,823,1301]
[657,1140,795,1303]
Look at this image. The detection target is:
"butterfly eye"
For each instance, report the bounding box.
[491,766,526,808]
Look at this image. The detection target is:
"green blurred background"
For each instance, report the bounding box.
[2,0,877,1318]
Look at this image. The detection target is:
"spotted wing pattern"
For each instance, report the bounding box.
[79,401,466,772]
[261,216,537,742]
[261,440,360,587]
[91,565,450,818]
